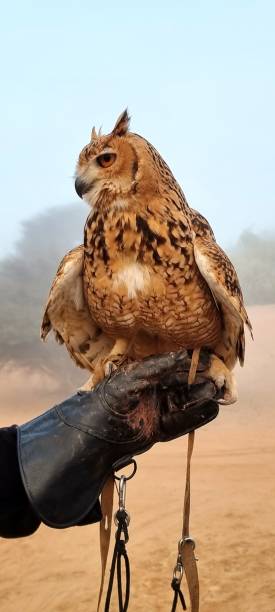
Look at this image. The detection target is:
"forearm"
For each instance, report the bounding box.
[0,426,41,538]
[0,351,219,538]
[0,425,102,537]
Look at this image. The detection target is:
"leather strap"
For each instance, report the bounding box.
[180,431,199,612]
[97,477,115,612]
[180,348,200,611]
[187,348,200,386]
[98,348,200,611]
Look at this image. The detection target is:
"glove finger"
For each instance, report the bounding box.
[177,350,211,373]
[158,369,214,391]
[124,350,190,382]
[110,350,190,395]
[186,380,217,403]
[106,351,212,399]
[160,399,219,442]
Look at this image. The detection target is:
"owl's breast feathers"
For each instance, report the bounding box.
[83,201,222,351]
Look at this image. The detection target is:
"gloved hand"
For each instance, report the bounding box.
[101,349,219,442]
[16,349,219,532]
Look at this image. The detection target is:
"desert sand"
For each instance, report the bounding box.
[0,304,275,612]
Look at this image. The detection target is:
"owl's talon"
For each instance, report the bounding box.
[103,354,127,377]
[78,374,95,391]
[104,361,117,377]
[218,385,238,405]
[205,354,238,405]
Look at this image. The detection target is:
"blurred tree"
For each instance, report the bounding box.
[0,207,274,381]
[229,230,275,305]
[0,204,87,385]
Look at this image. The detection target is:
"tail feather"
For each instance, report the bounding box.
[237,326,245,367]
[40,310,52,341]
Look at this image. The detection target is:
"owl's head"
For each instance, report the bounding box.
[75,110,178,211]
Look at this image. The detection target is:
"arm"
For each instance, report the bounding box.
[1,350,219,538]
[0,426,41,537]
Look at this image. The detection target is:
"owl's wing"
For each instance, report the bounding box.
[41,245,84,342]
[41,245,112,371]
[191,210,252,367]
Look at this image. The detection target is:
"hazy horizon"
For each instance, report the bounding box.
[0,0,275,258]
[0,1,274,387]
[0,202,274,393]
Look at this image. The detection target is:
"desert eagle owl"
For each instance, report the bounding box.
[42,110,252,402]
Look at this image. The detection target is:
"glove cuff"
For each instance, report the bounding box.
[17,392,152,529]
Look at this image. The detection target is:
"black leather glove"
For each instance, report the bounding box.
[16,350,218,532]
[102,350,218,442]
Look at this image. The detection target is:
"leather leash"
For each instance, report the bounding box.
[97,476,115,612]
[97,348,201,611]
[170,348,200,612]
[104,474,132,611]
[97,461,136,611]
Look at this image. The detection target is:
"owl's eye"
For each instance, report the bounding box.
[96,152,117,168]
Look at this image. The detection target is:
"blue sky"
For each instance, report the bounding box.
[0,0,274,257]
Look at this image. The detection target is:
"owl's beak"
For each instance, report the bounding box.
[75,177,87,199]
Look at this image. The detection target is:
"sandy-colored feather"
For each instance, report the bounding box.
[189,207,252,368]
[194,235,252,366]
[41,245,113,372]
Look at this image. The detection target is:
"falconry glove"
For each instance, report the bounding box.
[17,350,219,530]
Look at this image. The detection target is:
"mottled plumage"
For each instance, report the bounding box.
[41,245,113,387]
[43,110,252,402]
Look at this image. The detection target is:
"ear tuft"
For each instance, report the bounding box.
[112,109,130,136]
[91,126,97,140]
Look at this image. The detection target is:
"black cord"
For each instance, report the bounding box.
[104,510,130,612]
[117,540,130,611]
[170,577,187,611]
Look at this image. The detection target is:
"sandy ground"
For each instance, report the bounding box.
[1,304,275,612]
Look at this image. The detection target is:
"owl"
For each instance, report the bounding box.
[42,110,252,403]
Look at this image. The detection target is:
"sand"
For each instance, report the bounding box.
[1,304,275,612]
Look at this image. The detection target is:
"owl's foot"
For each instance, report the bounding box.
[103,356,123,377]
[91,358,123,387]
[85,362,104,387]
[205,354,238,405]
[78,374,95,391]
[91,338,131,386]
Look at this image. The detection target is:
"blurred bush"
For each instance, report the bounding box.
[0,204,87,385]
[229,230,275,305]
[0,206,274,378]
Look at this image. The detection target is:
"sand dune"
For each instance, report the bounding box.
[1,305,275,612]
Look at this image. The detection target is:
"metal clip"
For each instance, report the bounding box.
[118,475,127,512]
[183,536,196,550]
[173,561,183,583]
[114,474,130,528]
[172,539,184,585]
[182,536,198,561]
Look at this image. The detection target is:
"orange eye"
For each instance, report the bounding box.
[96,152,116,168]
